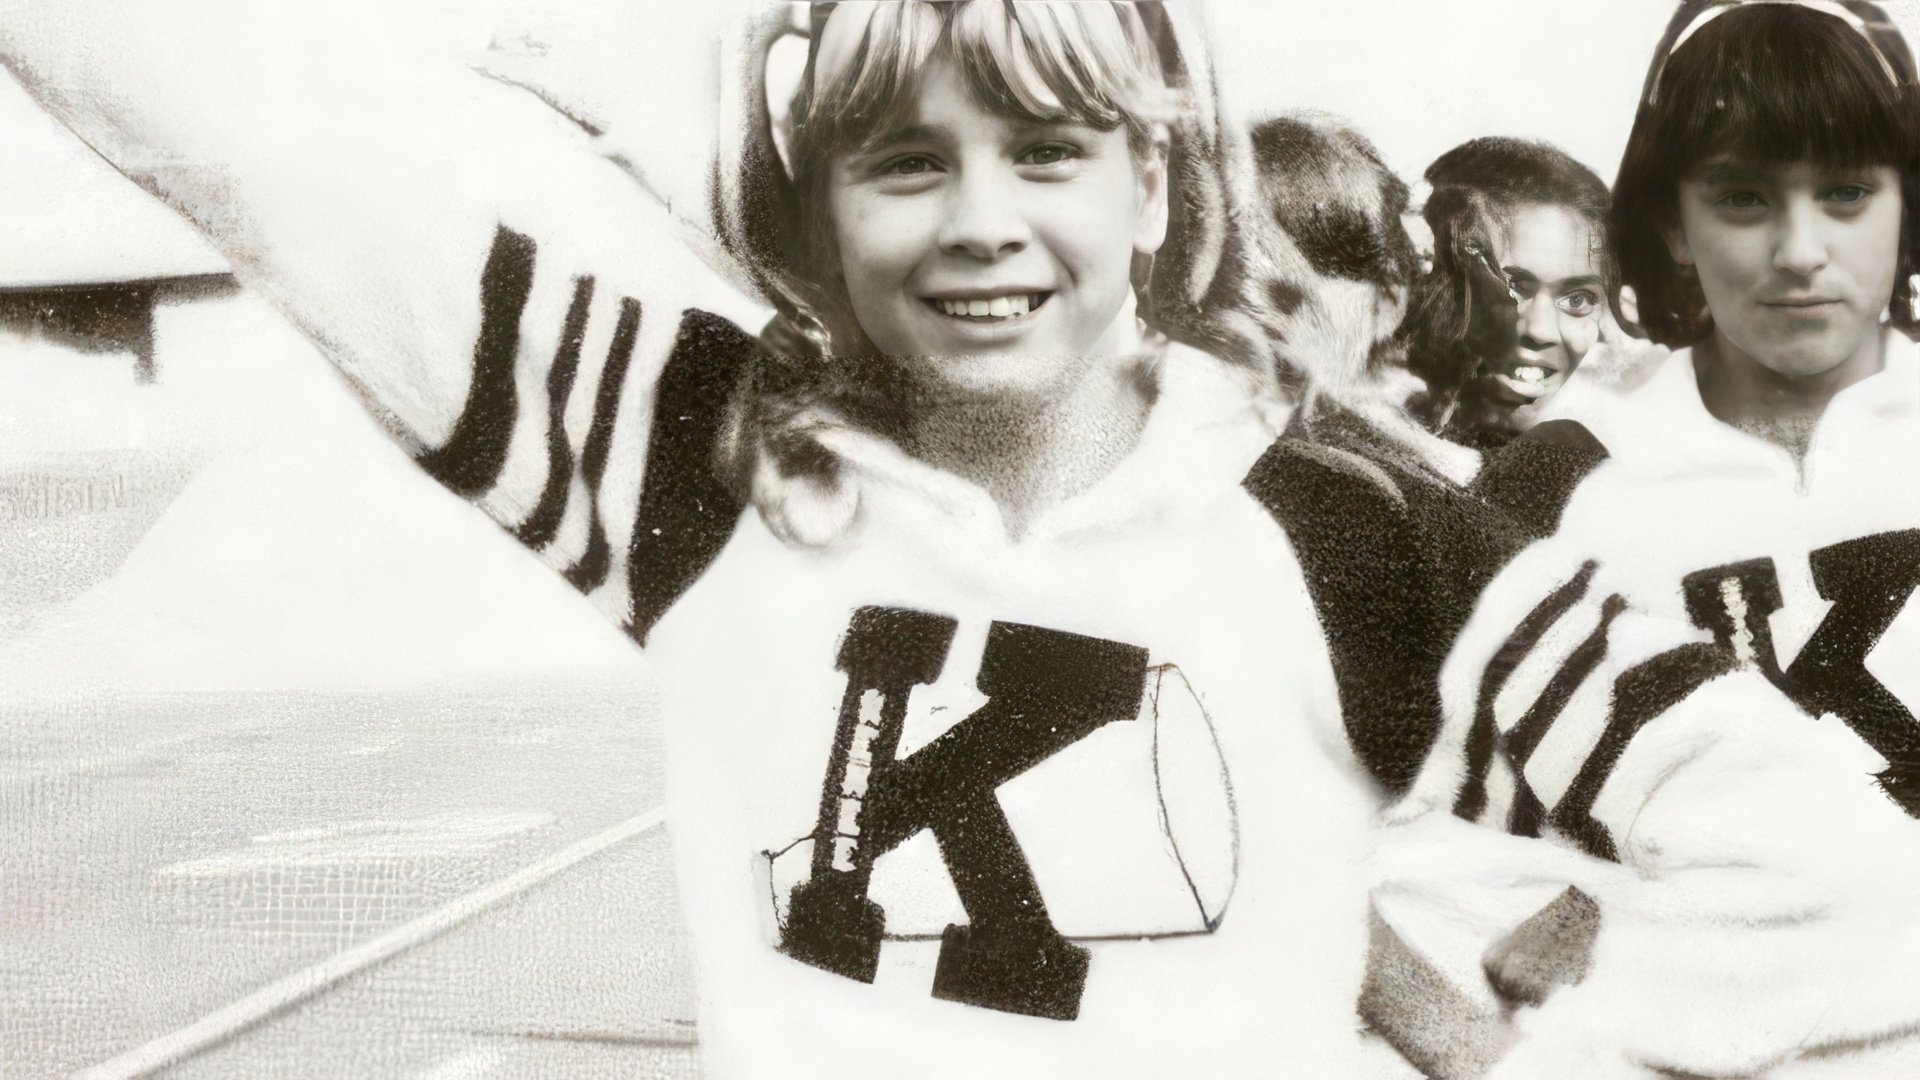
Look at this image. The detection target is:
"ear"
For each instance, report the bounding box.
[1662,217,1694,267]
[1133,132,1171,256]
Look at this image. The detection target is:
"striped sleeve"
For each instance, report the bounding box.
[0,1,771,641]
[1385,537,1920,1076]
[416,229,759,642]
[1395,538,1736,853]
[1480,667,1920,1079]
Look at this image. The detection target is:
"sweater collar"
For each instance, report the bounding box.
[814,343,1283,547]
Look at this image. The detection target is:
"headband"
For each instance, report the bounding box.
[1643,0,1910,105]
[808,3,871,95]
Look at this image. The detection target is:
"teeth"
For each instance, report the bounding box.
[1513,365,1546,383]
[936,294,1040,319]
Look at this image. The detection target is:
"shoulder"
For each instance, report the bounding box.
[1472,340,1696,536]
[1529,340,1688,455]
[1247,407,1514,796]
[1471,421,1609,542]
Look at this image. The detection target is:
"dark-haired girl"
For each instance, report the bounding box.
[1379,4,1920,1077]
[1402,136,1623,449]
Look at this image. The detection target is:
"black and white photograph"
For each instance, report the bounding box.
[4,1,1920,1076]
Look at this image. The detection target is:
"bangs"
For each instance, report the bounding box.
[1651,6,1917,173]
[799,2,946,158]
[947,0,1174,139]
[1612,2,1920,346]
[796,1,1176,159]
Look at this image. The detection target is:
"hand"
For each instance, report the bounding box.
[1481,886,1599,1008]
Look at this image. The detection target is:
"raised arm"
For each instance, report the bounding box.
[0,0,771,640]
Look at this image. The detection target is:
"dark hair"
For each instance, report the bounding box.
[1399,136,1617,411]
[1179,112,1419,398]
[1612,1,1920,346]
[1247,114,1418,294]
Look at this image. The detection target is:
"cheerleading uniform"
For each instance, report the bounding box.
[1383,331,1920,1078]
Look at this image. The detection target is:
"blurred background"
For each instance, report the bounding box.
[3,1,1916,1077]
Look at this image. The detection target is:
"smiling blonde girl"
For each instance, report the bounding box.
[1,1,1430,1075]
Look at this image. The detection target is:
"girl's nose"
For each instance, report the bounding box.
[1773,199,1831,279]
[938,170,1031,260]
[1519,292,1560,349]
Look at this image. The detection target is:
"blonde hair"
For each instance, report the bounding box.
[711,1,1239,544]
[770,1,1182,356]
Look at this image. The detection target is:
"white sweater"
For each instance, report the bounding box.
[651,346,1397,1077]
[0,6,1415,1075]
[1386,331,1920,1078]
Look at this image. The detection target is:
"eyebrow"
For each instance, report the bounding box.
[859,123,947,155]
[862,115,1084,154]
[1502,267,1604,291]
[1689,160,1895,190]
[1691,161,1768,185]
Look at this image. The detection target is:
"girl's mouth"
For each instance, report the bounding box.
[1487,358,1566,402]
[925,292,1052,321]
[1764,299,1841,319]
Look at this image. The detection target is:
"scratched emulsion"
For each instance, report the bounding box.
[0,684,698,1078]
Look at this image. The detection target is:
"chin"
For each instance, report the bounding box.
[1734,320,1881,380]
[897,350,1081,399]
[1776,358,1850,379]
[1740,342,1852,380]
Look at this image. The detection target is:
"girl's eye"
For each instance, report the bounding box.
[1020,143,1077,167]
[1556,290,1600,317]
[883,154,939,177]
[1827,184,1871,204]
[1717,190,1764,209]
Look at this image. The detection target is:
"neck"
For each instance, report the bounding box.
[900,348,1158,538]
[1694,326,1886,457]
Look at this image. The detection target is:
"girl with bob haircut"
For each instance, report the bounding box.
[0,1,1422,1076]
[1374,4,1920,1078]
[1613,0,1920,350]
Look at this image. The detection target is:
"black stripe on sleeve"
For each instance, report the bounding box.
[516,276,596,549]
[563,524,611,593]
[1508,584,1619,835]
[419,225,537,497]
[561,297,642,594]
[582,298,643,490]
[1454,561,1597,821]
[1507,785,1548,840]
[1548,643,1736,861]
[1503,594,1627,767]
[626,309,755,644]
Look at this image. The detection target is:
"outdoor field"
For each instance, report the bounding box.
[0,352,705,1077]
[1,91,705,1068]
[1,681,699,1079]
